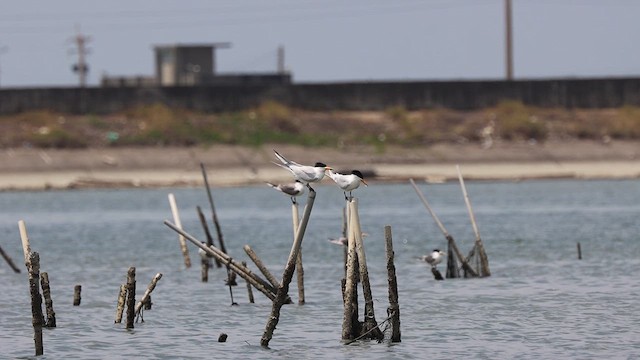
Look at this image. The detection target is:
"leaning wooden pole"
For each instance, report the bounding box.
[168,193,191,268]
[19,220,32,264]
[26,251,44,356]
[292,202,305,304]
[0,244,21,273]
[164,221,278,302]
[242,261,255,304]
[197,206,222,268]
[409,179,478,278]
[260,189,316,348]
[243,245,281,289]
[351,199,384,341]
[384,225,401,342]
[456,166,491,277]
[135,273,163,318]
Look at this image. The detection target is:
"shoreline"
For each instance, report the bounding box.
[1,142,639,190]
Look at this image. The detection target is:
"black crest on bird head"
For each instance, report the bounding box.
[432,249,440,252]
[314,162,327,167]
[352,170,365,179]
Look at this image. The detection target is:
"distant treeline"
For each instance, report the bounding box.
[1,77,640,115]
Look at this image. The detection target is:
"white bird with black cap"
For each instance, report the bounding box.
[326,169,368,200]
[272,150,331,191]
[266,180,306,204]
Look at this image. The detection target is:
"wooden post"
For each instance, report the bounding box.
[341,206,348,277]
[135,273,162,319]
[27,252,44,356]
[168,193,191,268]
[0,244,21,273]
[342,199,360,340]
[197,206,222,268]
[384,225,401,342]
[115,284,127,323]
[164,221,279,302]
[201,163,229,256]
[577,242,582,260]
[351,199,384,341]
[73,285,82,306]
[19,220,32,264]
[125,267,136,329]
[409,179,478,277]
[40,272,56,327]
[260,189,316,348]
[292,202,305,305]
[242,261,255,303]
[243,245,280,289]
[456,166,491,277]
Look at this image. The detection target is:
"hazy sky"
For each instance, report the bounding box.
[1,0,639,87]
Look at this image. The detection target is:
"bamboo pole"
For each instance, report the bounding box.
[260,189,316,348]
[135,273,163,318]
[242,261,255,303]
[19,220,32,264]
[456,166,491,277]
[197,206,222,268]
[342,199,360,340]
[384,225,401,342]
[243,245,280,289]
[73,285,82,306]
[168,193,191,268]
[409,179,478,277]
[27,251,44,356]
[0,244,21,273]
[125,267,136,329]
[115,284,127,323]
[292,202,305,305]
[40,272,56,327]
[164,221,278,302]
[351,199,384,341]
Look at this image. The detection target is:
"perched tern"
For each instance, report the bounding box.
[273,150,331,190]
[266,180,306,204]
[326,169,368,200]
[327,232,369,246]
[422,249,446,268]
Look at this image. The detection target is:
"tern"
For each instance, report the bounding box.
[273,150,331,190]
[326,169,368,200]
[266,180,306,204]
[422,249,446,268]
[327,232,369,246]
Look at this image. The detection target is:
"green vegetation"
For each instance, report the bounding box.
[1,101,640,149]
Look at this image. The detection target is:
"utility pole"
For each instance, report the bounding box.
[277,45,285,74]
[505,0,513,80]
[70,28,91,87]
[0,46,7,88]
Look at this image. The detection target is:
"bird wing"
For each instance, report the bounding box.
[279,183,302,196]
[273,150,303,167]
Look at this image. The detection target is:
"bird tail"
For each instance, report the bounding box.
[266,182,278,189]
[271,161,289,170]
[273,150,289,165]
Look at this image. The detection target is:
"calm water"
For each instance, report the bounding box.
[1,180,639,359]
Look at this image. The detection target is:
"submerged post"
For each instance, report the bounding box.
[40,272,56,327]
[0,244,21,273]
[73,285,82,306]
[292,202,305,304]
[242,261,255,304]
[197,206,222,268]
[168,193,191,268]
[577,242,582,260]
[27,252,44,356]
[135,273,162,319]
[456,166,490,277]
[342,200,359,340]
[384,225,401,342]
[115,284,127,323]
[125,267,136,329]
[261,189,316,348]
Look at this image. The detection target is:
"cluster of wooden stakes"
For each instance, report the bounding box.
[3,162,496,356]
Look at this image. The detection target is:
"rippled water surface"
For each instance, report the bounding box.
[1,180,639,359]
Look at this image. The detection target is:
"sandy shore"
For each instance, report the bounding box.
[1,141,639,190]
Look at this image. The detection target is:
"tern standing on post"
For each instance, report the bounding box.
[272,150,331,191]
[326,169,368,200]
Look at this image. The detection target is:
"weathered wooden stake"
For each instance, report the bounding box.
[342,199,360,340]
[19,220,32,264]
[135,273,163,320]
[39,272,56,327]
[456,166,491,277]
[409,179,478,277]
[292,202,305,305]
[73,284,82,306]
[431,268,444,280]
[384,225,401,342]
[168,193,191,268]
[27,252,44,356]
[197,206,222,268]
[0,244,21,273]
[577,242,582,260]
[115,284,126,323]
[260,189,316,348]
[243,245,281,289]
[125,267,136,329]
[242,261,255,303]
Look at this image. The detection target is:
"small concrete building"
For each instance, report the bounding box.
[154,43,230,86]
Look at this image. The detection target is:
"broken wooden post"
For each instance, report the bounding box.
[27,252,44,356]
[456,166,491,277]
[135,273,162,321]
[351,199,384,341]
[384,225,401,343]
[115,284,127,323]
[168,193,191,268]
[431,268,444,280]
[125,267,136,329]
[197,206,222,268]
[242,262,255,303]
[292,202,305,305]
[409,179,478,278]
[0,243,21,273]
[260,189,316,348]
[40,272,56,327]
[577,242,582,260]
[73,285,82,306]
[243,245,280,289]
